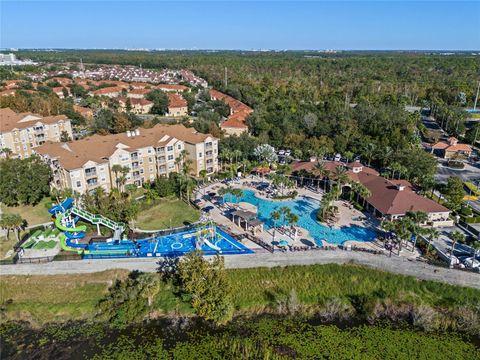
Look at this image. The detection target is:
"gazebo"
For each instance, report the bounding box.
[231,210,264,233]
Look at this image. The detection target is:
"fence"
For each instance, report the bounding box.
[243,233,274,253]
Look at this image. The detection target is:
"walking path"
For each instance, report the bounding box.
[1,251,478,289]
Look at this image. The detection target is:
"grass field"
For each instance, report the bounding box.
[0,270,130,325]
[1,264,480,326]
[136,198,200,230]
[0,236,17,259]
[1,197,53,226]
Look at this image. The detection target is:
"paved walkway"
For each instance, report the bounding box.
[1,251,478,289]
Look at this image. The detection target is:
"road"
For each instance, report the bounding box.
[1,251,479,289]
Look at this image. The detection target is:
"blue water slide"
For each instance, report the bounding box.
[49,198,74,214]
[65,231,86,240]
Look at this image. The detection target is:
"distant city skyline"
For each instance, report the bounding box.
[1,1,479,50]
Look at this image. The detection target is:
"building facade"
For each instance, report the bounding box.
[35,124,218,194]
[0,108,73,159]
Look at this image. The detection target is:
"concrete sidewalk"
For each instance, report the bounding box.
[1,251,478,289]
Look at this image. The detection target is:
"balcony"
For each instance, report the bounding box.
[132,162,139,169]
[206,151,213,157]
[87,179,98,187]
[131,155,139,161]
[85,169,97,177]
[205,143,213,149]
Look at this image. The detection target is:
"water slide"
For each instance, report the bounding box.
[49,198,73,214]
[54,213,87,233]
[204,238,221,252]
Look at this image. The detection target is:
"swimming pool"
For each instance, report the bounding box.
[82,226,253,258]
[224,189,376,245]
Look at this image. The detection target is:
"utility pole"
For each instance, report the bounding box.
[474,80,480,111]
[224,66,228,88]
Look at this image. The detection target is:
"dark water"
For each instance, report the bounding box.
[1,315,479,360]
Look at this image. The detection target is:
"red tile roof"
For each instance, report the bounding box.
[156,84,188,92]
[168,93,187,108]
[90,86,123,96]
[291,160,449,216]
[209,89,253,130]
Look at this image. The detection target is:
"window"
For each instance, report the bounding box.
[149,157,153,163]
[198,152,202,158]
[148,149,152,153]
[177,144,181,150]
[167,146,173,151]
[76,181,81,187]
[168,154,174,161]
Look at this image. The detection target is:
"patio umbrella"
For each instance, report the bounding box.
[278,240,289,247]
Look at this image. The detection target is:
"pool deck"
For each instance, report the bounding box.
[196,178,390,255]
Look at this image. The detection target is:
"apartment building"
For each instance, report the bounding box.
[35,124,218,194]
[89,86,124,98]
[209,89,253,136]
[0,107,73,159]
[167,93,188,117]
[118,98,154,114]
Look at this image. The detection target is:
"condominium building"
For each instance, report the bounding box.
[167,93,188,117]
[0,108,73,159]
[35,124,218,194]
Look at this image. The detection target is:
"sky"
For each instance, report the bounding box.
[1,1,479,50]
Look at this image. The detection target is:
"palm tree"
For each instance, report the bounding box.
[111,164,129,190]
[333,166,349,200]
[218,186,234,204]
[231,188,244,203]
[279,206,291,227]
[405,211,428,251]
[381,220,396,256]
[199,169,208,195]
[0,213,25,242]
[362,143,376,166]
[0,147,13,159]
[449,231,466,266]
[233,149,242,164]
[320,191,335,220]
[313,161,328,191]
[351,181,371,206]
[287,212,299,240]
[424,227,440,257]
[271,210,281,242]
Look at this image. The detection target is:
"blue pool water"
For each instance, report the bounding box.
[225,189,376,245]
[465,109,480,114]
[83,226,253,258]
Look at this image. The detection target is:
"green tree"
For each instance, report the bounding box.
[60,130,71,142]
[443,176,465,211]
[449,231,465,266]
[177,251,233,324]
[271,210,281,242]
[146,89,169,115]
[0,213,25,241]
[0,156,52,206]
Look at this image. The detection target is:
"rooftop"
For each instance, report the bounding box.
[0,108,69,133]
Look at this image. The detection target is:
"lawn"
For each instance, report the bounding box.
[1,197,53,226]
[0,270,129,325]
[0,236,17,260]
[2,264,480,326]
[136,197,200,230]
